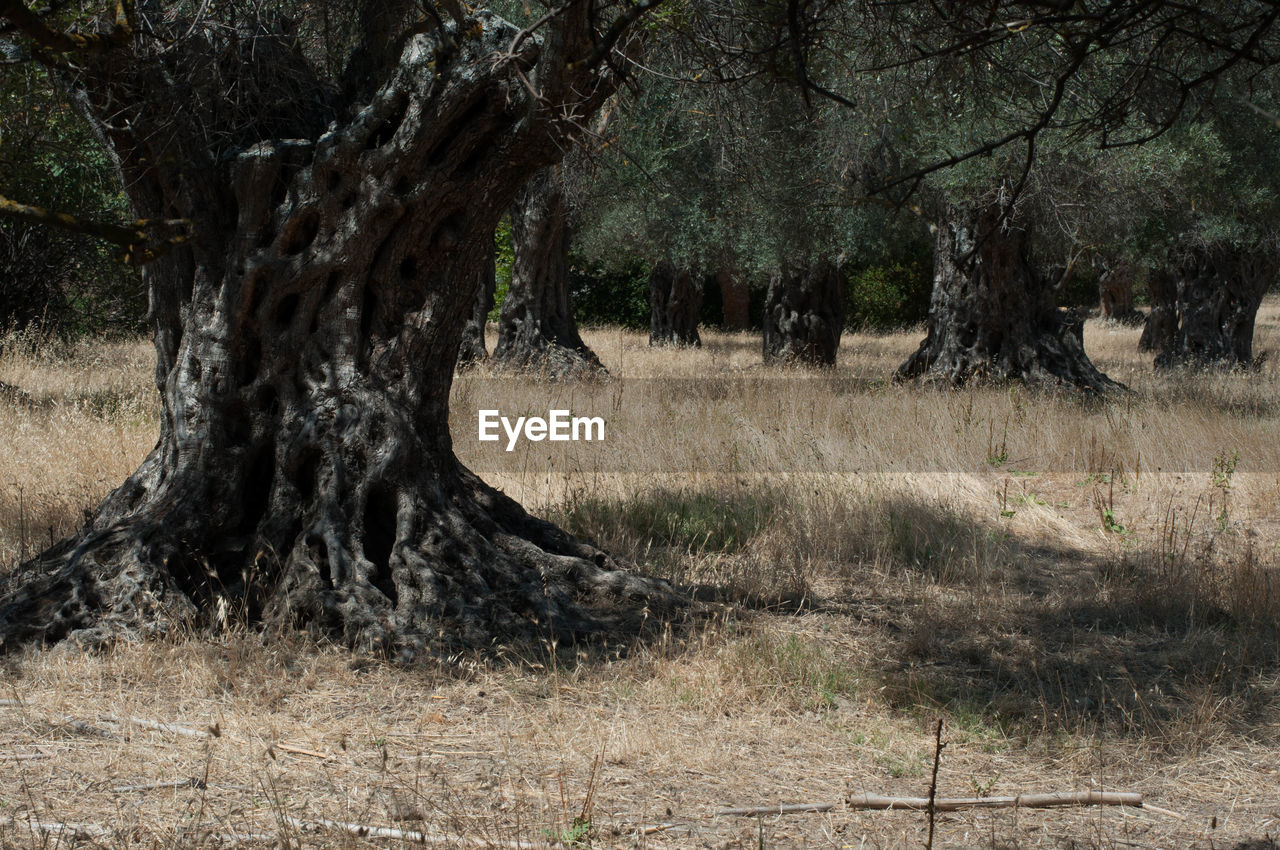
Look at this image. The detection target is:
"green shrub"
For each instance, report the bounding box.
[0,65,144,338]
[845,260,932,331]
[569,253,651,329]
[554,488,778,555]
[488,216,514,321]
[1056,263,1100,309]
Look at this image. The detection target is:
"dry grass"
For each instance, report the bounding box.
[2,302,1280,848]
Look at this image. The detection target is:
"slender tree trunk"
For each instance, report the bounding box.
[1152,239,1278,369]
[0,12,672,654]
[491,167,603,377]
[898,198,1119,392]
[648,262,702,347]
[1138,267,1176,353]
[717,268,751,331]
[456,251,496,366]
[1097,259,1144,325]
[762,260,844,366]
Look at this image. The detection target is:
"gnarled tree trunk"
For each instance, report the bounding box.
[898,198,1119,392]
[1097,259,1144,325]
[0,9,672,654]
[649,261,702,347]
[1152,239,1279,369]
[456,251,496,367]
[762,260,844,366]
[491,167,603,377]
[1138,267,1176,353]
[717,268,751,331]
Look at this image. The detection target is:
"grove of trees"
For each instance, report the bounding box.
[2,0,1279,653]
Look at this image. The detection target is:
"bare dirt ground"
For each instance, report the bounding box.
[2,303,1279,849]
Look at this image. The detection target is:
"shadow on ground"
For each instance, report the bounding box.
[556,482,1280,744]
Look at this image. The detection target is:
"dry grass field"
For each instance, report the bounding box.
[2,301,1280,848]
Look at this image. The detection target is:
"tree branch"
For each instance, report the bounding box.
[0,193,189,264]
[0,0,133,56]
[571,0,666,72]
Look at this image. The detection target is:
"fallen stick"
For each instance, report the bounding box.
[275,742,333,759]
[111,777,206,793]
[716,803,836,816]
[282,815,555,849]
[637,822,677,835]
[105,714,215,739]
[57,715,121,739]
[0,815,111,838]
[3,753,52,761]
[198,831,276,844]
[717,791,1145,817]
[849,791,1145,811]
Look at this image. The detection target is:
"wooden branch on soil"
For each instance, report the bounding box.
[110,777,206,793]
[716,803,837,816]
[33,710,211,741]
[56,715,121,739]
[104,714,217,738]
[282,815,557,849]
[717,791,1154,817]
[0,815,110,838]
[196,831,276,844]
[274,742,333,759]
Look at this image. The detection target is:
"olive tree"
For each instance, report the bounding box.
[0,0,672,653]
[491,165,605,375]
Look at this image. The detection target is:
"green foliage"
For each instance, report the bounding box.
[844,259,931,330]
[572,75,871,281]
[568,252,651,329]
[1056,264,1101,309]
[489,215,514,320]
[1119,107,1280,260]
[544,818,592,847]
[556,487,777,555]
[0,64,143,337]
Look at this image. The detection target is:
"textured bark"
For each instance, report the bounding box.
[456,252,495,367]
[648,262,702,347]
[717,268,751,331]
[762,261,844,366]
[1097,260,1144,325]
[491,167,603,377]
[1138,267,1177,353]
[898,200,1119,392]
[1153,240,1279,369]
[0,11,674,654]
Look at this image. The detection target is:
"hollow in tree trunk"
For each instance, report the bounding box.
[0,9,673,654]
[649,262,702,347]
[897,198,1119,392]
[1138,267,1176,353]
[1097,259,1144,326]
[456,250,496,367]
[1152,239,1279,369]
[762,261,844,366]
[491,167,603,377]
[717,268,751,331]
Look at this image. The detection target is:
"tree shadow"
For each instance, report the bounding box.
[817,493,1280,742]
[552,480,1280,740]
